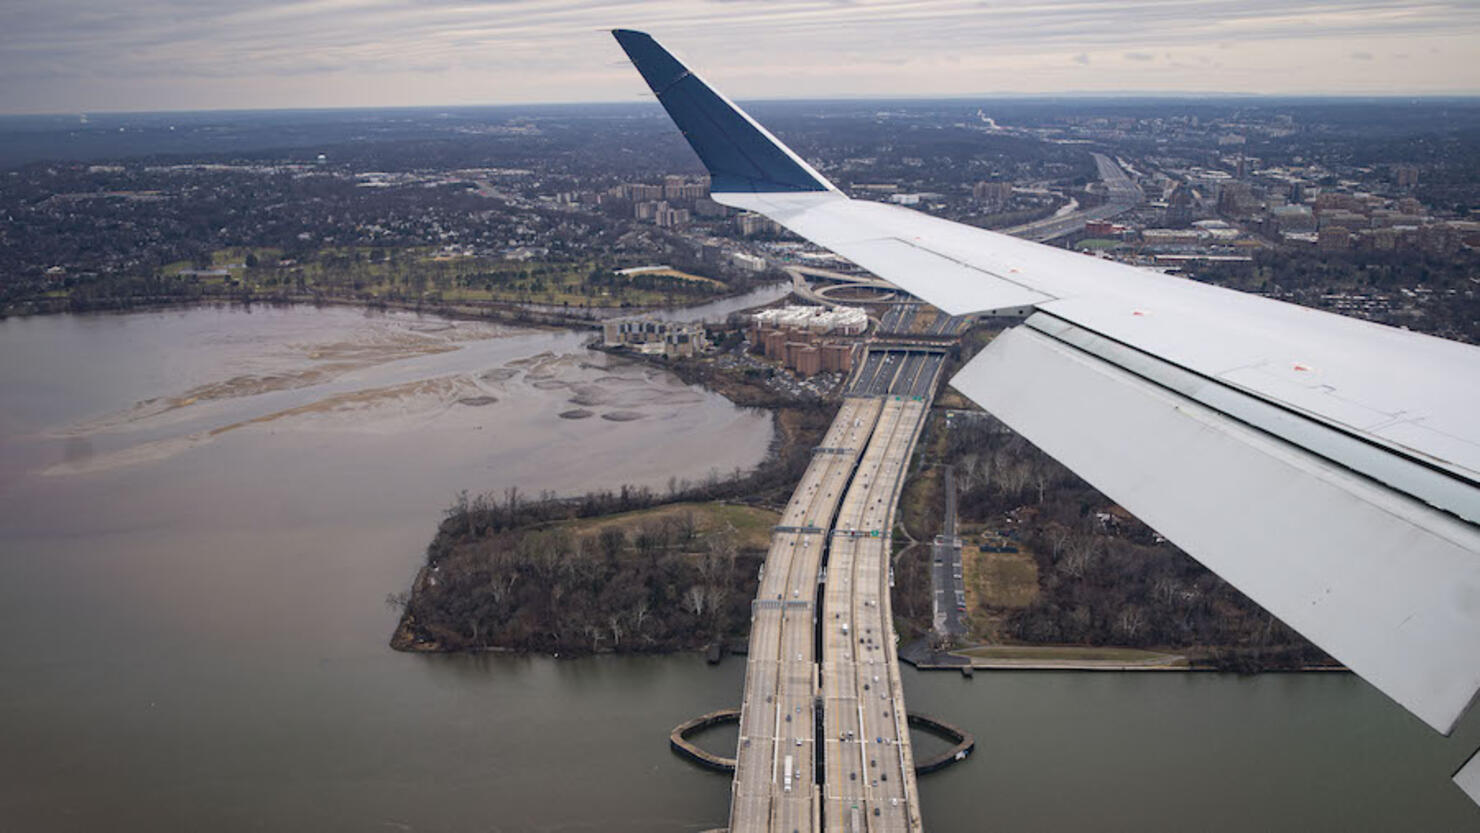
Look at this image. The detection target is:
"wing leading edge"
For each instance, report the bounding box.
[611,28,1480,752]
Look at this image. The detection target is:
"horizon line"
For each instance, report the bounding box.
[5,90,1480,119]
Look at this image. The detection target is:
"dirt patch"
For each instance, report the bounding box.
[967,544,1038,609]
[457,396,498,407]
[559,409,594,420]
[552,501,779,553]
[207,377,465,436]
[960,541,1039,641]
[601,410,645,422]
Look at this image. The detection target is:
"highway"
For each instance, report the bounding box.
[1004,152,1144,242]
[731,351,941,832]
[732,397,884,833]
[851,349,944,399]
[822,396,929,831]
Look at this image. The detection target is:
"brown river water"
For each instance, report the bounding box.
[1,305,1476,831]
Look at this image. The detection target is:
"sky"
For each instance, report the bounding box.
[2,0,1479,114]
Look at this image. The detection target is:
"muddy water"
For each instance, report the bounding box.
[0,305,768,831]
[1,305,1477,831]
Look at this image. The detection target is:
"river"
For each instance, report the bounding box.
[0,305,1476,831]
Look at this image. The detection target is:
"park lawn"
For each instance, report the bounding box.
[961,541,1038,642]
[213,246,283,266]
[1074,238,1121,251]
[630,267,726,287]
[956,644,1184,663]
[966,543,1038,609]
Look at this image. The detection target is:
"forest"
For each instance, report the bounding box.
[921,411,1337,670]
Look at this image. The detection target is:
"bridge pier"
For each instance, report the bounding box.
[670,709,975,776]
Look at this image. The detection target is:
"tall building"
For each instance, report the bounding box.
[763,329,788,359]
[792,345,822,376]
[1318,227,1351,253]
[973,181,1013,210]
[737,212,782,237]
[603,318,710,357]
[1165,184,1194,227]
[820,343,855,373]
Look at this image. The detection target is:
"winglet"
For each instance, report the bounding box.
[611,29,836,194]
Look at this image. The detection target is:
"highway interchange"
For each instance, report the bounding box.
[1004,152,1144,242]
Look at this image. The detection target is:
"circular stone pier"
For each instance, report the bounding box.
[670,709,974,775]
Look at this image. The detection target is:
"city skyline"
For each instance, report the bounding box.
[3,0,1480,115]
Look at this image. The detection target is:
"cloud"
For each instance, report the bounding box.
[0,0,1478,112]
[1351,50,1374,60]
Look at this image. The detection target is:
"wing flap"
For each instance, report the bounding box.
[1458,748,1480,805]
[953,324,1480,734]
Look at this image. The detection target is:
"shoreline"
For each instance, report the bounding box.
[903,641,1348,673]
[389,343,837,657]
[0,287,772,331]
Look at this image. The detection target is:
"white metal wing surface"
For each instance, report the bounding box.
[611,28,1480,788]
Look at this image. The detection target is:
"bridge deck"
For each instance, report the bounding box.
[731,352,938,832]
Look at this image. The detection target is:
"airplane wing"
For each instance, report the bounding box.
[611,27,1480,774]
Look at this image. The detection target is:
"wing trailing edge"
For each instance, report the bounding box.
[954,319,1480,734]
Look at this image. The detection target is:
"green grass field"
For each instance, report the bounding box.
[956,645,1187,664]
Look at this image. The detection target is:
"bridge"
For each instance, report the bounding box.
[728,355,940,832]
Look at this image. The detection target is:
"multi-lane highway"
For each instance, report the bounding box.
[730,352,940,832]
[878,304,918,335]
[851,349,944,399]
[1005,152,1144,242]
[822,397,929,832]
[732,397,883,833]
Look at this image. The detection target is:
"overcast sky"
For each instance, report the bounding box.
[3,0,1479,114]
